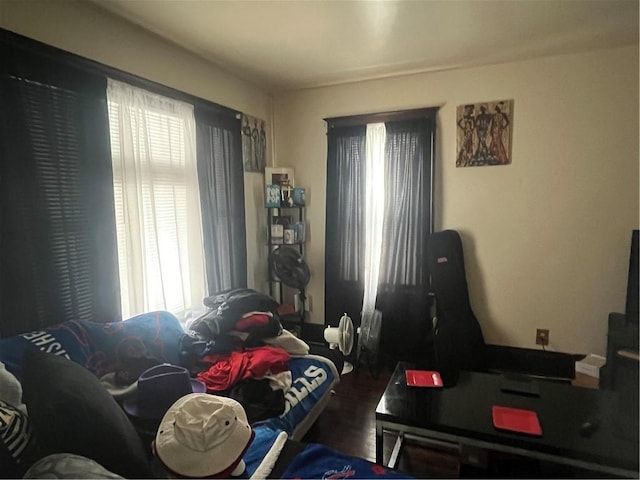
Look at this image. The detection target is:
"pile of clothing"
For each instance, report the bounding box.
[192,288,283,344]
[181,288,310,423]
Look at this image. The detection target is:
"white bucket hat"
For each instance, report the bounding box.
[155,393,254,478]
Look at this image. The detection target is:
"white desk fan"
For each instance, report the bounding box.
[324,313,355,374]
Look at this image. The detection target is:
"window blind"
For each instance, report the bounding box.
[0,54,119,337]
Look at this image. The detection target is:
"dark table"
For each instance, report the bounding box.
[375,362,639,477]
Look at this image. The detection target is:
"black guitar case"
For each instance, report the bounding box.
[426,230,487,375]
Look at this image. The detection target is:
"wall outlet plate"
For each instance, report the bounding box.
[536,328,549,346]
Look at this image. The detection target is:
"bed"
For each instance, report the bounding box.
[0,310,340,427]
[0,309,412,478]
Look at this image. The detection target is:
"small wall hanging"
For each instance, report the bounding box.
[456,99,513,167]
[241,113,266,172]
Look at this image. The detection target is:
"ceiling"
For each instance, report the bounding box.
[91,0,639,93]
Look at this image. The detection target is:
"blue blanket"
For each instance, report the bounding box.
[245,425,412,479]
[282,443,412,479]
[0,311,183,380]
[244,425,283,474]
[80,311,183,377]
[0,320,92,380]
[257,354,337,436]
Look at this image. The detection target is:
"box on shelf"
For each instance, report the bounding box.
[284,228,295,244]
[271,224,284,244]
[573,354,606,389]
[575,353,606,378]
[266,184,281,207]
[292,187,306,206]
[293,221,305,243]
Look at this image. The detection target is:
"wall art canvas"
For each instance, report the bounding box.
[456,99,513,167]
[241,113,267,172]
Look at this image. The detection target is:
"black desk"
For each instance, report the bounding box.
[375,362,639,477]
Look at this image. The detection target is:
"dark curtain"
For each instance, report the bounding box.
[377,118,435,361]
[195,107,247,294]
[325,125,366,328]
[324,114,436,363]
[0,33,120,338]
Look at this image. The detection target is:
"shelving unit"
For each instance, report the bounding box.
[267,205,307,335]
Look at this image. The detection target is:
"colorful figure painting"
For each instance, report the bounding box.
[456,99,513,167]
[241,114,267,172]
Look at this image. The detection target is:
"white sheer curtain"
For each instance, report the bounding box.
[107,79,206,322]
[362,123,386,320]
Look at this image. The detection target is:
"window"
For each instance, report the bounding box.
[325,108,437,362]
[1,29,247,335]
[107,79,206,322]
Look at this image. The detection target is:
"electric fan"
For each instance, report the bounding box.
[269,246,310,321]
[324,313,356,374]
[270,246,310,291]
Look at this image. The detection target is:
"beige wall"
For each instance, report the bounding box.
[3,0,638,354]
[273,46,639,356]
[0,0,271,292]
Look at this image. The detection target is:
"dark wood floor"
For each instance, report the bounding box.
[302,364,461,478]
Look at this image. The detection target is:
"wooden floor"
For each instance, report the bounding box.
[302,364,461,478]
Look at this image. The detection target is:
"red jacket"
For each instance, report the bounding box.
[197,345,290,391]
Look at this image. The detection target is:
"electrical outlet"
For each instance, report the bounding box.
[536,328,549,346]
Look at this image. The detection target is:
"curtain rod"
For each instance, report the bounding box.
[0,28,240,119]
[324,106,439,128]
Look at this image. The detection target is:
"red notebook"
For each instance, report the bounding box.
[405,370,443,388]
[492,406,542,436]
